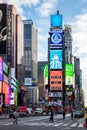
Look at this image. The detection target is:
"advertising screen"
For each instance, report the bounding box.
[65,64,74,85]
[44,64,48,78]
[50,14,62,27]
[3,82,10,105]
[50,70,62,91]
[0,81,2,93]
[50,50,62,69]
[50,30,62,48]
[0,57,3,80]
[0,4,7,54]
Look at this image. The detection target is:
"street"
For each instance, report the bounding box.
[0,114,85,130]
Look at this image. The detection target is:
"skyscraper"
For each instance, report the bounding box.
[23,20,38,104]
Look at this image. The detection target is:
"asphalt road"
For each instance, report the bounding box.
[0,114,85,130]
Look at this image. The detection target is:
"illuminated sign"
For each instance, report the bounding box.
[0,57,3,80]
[3,82,10,105]
[0,4,7,54]
[50,50,62,69]
[50,70,62,91]
[50,14,62,27]
[0,81,2,93]
[50,30,62,48]
[65,64,74,85]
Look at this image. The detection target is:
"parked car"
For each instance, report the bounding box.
[74,110,84,118]
[34,108,42,116]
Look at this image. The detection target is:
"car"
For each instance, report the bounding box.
[34,110,42,115]
[34,108,42,116]
[74,110,84,118]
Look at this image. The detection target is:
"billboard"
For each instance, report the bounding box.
[50,50,62,69]
[0,4,7,54]
[50,14,62,27]
[0,81,2,93]
[50,30,62,48]
[50,70,62,91]
[44,64,48,78]
[0,57,3,80]
[65,64,74,85]
[24,78,32,86]
[3,82,10,105]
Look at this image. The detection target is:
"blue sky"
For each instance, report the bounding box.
[2,0,87,90]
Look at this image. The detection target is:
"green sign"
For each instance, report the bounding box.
[44,64,48,78]
[65,64,74,85]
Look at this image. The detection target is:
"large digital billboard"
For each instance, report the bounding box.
[50,70,62,91]
[50,14,62,27]
[50,50,62,69]
[0,57,3,81]
[65,64,74,85]
[50,30,62,48]
[0,4,7,54]
[0,81,2,93]
[3,82,10,105]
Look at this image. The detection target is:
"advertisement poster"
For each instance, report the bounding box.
[50,30,62,48]
[0,4,7,54]
[50,50,62,69]
[50,70,62,91]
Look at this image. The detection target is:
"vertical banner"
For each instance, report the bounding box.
[0,4,7,54]
[65,64,74,85]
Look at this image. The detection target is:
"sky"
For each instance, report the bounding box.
[1,0,87,90]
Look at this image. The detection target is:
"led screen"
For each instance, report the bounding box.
[50,30,62,48]
[0,57,3,80]
[3,82,10,105]
[50,70,62,91]
[65,64,74,85]
[50,50,62,69]
[50,14,62,27]
[0,4,7,54]
[0,81,2,93]
[44,64,48,78]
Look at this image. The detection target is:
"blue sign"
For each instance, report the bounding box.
[50,30,62,48]
[50,50,62,69]
[41,99,46,104]
[50,14,62,27]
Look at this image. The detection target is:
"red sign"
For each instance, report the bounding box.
[50,70,62,91]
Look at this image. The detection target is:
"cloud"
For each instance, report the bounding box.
[6,0,40,16]
[68,12,87,89]
[35,0,58,17]
[69,13,87,59]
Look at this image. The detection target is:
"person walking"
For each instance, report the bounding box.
[71,109,73,120]
[13,109,18,124]
[50,108,54,123]
[63,108,65,120]
[85,111,87,128]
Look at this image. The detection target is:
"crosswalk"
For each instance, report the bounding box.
[0,119,84,128]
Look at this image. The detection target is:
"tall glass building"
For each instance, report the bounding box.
[23,20,38,85]
[23,20,38,104]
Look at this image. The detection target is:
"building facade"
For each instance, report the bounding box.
[23,20,38,104]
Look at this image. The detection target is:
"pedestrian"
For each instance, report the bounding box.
[85,111,87,128]
[71,109,73,120]
[13,109,18,124]
[63,108,65,120]
[49,109,54,123]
